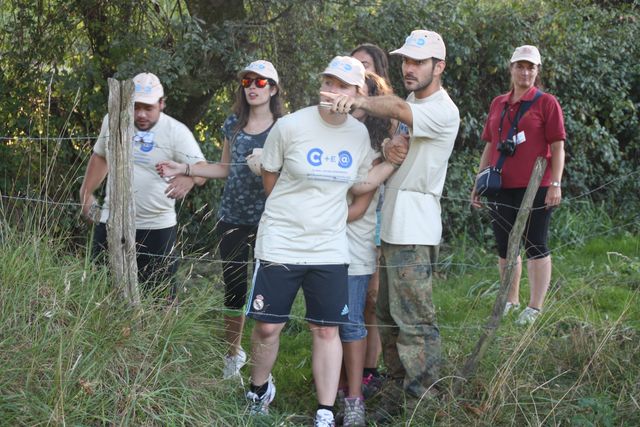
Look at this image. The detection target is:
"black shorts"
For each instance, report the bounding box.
[246,260,349,326]
[487,187,553,259]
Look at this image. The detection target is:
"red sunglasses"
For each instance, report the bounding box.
[241,77,271,88]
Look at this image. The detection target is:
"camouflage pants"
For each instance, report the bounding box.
[377,242,441,398]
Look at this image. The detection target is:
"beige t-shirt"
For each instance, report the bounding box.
[255,106,372,264]
[347,148,381,276]
[93,113,205,229]
[381,88,460,245]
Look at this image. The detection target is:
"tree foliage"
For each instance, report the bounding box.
[1,0,638,245]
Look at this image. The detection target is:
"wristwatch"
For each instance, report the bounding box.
[550,181,561,187]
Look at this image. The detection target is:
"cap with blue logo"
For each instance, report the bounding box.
[321,56,366,88]
[238,60,279,84]
[133,73,164,105]
[390,30,446,61]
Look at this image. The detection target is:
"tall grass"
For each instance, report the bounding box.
[0,198,638,425]
[0,225,248,425]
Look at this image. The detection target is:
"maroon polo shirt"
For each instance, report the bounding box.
[481,86,566,188]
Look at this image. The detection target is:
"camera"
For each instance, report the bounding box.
[497,139,517,156]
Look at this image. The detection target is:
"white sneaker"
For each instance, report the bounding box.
[314,409,336,427]
[516,307,541,325]
[503,302,520,316]
[222,348,247,379]
[246,374,276,415]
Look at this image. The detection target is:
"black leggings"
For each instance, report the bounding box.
[487,187,553,260]
[92,223,178,297]
[215,220,257,310]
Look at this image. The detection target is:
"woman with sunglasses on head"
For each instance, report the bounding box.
[157,60,283,379]
[471,45,565,326]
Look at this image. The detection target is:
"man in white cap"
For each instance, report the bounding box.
[322,30,461,421]
[79,72,206,299]
[244,56,400,427]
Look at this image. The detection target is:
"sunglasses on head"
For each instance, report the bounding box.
[241,77,272,88]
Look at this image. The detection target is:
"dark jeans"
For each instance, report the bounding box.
[92,223,178,297]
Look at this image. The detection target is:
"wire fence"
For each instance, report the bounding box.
[2,133,639,332]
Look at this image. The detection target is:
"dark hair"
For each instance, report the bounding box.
[362,71,394,151]
[231,78,284,136]
[351,43,391,85]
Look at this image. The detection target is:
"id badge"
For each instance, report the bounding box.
[515,131,526,145]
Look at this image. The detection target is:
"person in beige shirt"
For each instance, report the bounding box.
[79,73,206,299]
[322,30,460,422]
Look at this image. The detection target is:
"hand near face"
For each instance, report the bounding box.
[319,91,361,114]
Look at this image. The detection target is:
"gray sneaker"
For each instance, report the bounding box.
[222,348,247,380]
[314,409,335,427]
[343,396,365,427]
[503,302,521,316]
[516,306,541,325]
[246,374,276,415]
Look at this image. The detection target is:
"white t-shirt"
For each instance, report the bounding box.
[93,113,205,229]
[347,148,380,276]
[255,106,372,264]
[381,88,460,245]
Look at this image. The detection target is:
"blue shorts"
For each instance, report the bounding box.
[246,260,349,326]
[339,274,371,342]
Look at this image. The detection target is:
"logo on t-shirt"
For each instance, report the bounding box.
[307,148,323,166]
[338,150,352,168]
[306,147,355,182]
[306,147,353,168]
[134,132,155,153]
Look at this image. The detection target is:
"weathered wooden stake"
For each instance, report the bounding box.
[106,78,140,306]
[456,157,547,392]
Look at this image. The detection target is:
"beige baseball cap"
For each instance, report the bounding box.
[321,56,366,88]
[390,30,446,61]
[510,45,541,65]
[238,60,279,84]
[133,73,164,105]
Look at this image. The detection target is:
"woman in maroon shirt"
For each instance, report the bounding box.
[471,45,566,325]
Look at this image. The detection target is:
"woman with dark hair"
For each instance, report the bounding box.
[351,44,399,399]
[157,60,283,378]
[471,45,566,325]
[351,43,391,85]
[337,71,394,425]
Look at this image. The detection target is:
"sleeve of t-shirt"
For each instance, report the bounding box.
[355,142,376,183]
[409,101,456,141]
[221,115,235,142]
[93,115,110,157]
[173,122,205,165]
[261,120,285,172]
[543,95,566,144]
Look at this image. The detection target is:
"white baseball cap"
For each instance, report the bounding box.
[510,45,542,65]
[133,73,164,105]
[238,60,279,84]
[390,30,446,61]
[321,56,366,88]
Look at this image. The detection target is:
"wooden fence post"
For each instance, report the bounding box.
[106,78,140,306]
[456,157,547,391]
